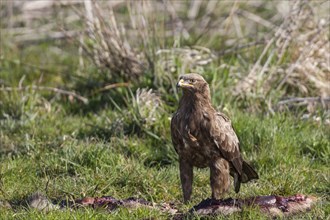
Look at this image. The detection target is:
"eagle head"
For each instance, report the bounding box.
[176,73,208,94]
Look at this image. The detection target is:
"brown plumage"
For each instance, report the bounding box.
[171,73,258,202]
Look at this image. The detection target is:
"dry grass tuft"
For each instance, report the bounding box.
[133,88,163,127]
[77,1,149,81]
[234,0,330,103]
[154,46,216,89]
[156,46,215,74]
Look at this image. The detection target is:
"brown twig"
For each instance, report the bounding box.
[277,97,330,105]
[13,31,78,45]
[215,40,266,57]
[0,86,88,104]
[95,82,130,93]
[236,9,276,29]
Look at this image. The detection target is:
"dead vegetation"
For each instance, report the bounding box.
[75,1,149,81]
[1,0,329,114]
[133,88,163,127]
[233,1,330,105]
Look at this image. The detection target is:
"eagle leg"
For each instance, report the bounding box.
[210,158,230,200]
[179,159,193,203]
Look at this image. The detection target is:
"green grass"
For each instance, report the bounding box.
[0,1,329,218]
[0,93,329,219]
[1,52,329,218]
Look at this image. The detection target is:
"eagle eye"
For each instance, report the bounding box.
[189,79,196,83]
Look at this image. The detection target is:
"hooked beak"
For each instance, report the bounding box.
[177,79,194,88]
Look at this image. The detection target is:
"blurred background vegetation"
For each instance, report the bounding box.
[1,0,329,112]
[0,0,329,219]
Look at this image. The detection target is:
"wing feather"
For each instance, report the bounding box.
[171,112,183,154]
[211,112,243,174]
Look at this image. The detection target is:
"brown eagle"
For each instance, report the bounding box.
[171,73,258,202]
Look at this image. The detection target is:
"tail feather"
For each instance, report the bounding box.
[241,161,259,183]
[233,172,241,193]
[234,161,258,193]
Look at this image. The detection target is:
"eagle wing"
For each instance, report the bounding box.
[171,112,183,154]
[211,112,243,175]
